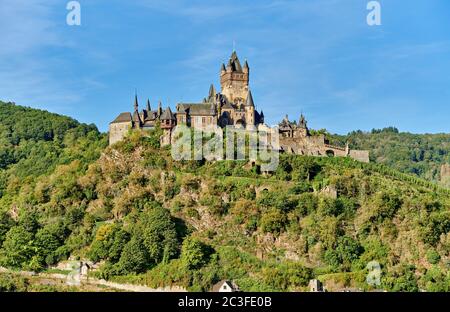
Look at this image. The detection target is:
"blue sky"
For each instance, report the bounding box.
[0,0,449,134]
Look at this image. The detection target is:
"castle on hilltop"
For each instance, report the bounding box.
[109,51,369,162]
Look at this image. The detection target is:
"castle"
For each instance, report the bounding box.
[109,51,369,163]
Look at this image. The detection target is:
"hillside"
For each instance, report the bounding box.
[0,101,108,197]
[328,127,450,183]
[0,108,449,292]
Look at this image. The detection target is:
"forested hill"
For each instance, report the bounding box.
[0,101,108,196]
[0,102,449,292]
[328,127,450,182]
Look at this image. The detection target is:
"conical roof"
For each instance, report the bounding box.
[160,107,176,120]
[245,90,254,107]
[227,51,243,72]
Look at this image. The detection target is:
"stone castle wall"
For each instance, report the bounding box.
[109,121,132,145]
[349,150,370,163]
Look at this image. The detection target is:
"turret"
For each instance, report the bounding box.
[245,90,255,126]
[243,59,249,74]
[245,89,255,107]
[146,99,151,112]
[132,93,142,127]
[157,101,163,117]
[220,50,249,103]
[208,84,216,102]
[299,114,307,128]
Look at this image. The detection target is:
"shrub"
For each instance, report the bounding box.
[260,209,287,235]
[426,249,441,265]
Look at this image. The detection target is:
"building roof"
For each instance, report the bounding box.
[177,103,216,116]
[211,280,239,292]
[110,112,132,124]
[208,84,216,100]
[245,90,255,107]
[222,102,234,109]
[160,107,176,120]
[227,51,243,72]
[144,110,158,121]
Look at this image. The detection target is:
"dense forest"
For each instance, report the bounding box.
[0,102,449,292]
[0,101,107,197]
[327,127,450,182]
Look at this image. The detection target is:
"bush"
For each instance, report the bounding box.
[426,249,441,265]
[260,209,287,235]
[324,236,363,271]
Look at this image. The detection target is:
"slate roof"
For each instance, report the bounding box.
[110,112,132,124]
[245,90,255,107]
[227,51,243,72]
[177,103,216,116]
[160,107,176,120]
[222,102,234,109]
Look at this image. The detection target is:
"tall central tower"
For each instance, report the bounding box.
[220,51,249,105]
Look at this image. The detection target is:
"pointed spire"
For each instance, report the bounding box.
[245,89,255,107]
[208,84,216,100]
[228,50,243,72]
[221,63,226,72]
[146,99,151,112]
[244,59,249,68]
[132,92,142,126]
[134,91,139,112]
[299,113,307,128]
[158,101,163,116]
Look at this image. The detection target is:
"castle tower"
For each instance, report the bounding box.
[220,51,249,104]
[297,114,309,137]
[245,89,255,126]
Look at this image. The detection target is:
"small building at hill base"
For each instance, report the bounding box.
[211,280,240,292]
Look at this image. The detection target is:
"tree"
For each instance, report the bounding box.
[324,236,363,271]
[87,224,129,263]
[260,209,287,235]
[115,237,149,274]
[181,237,213,270]
[34,227,63,266]
[139,206,179,265]
[0,212,14,245]
[0,226,34,268]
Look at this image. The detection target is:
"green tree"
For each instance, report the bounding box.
[181,237,213,270]
[139,206,179,265]
[116,237,149,274]
[0,226,34,268]
[0,212,14,245]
